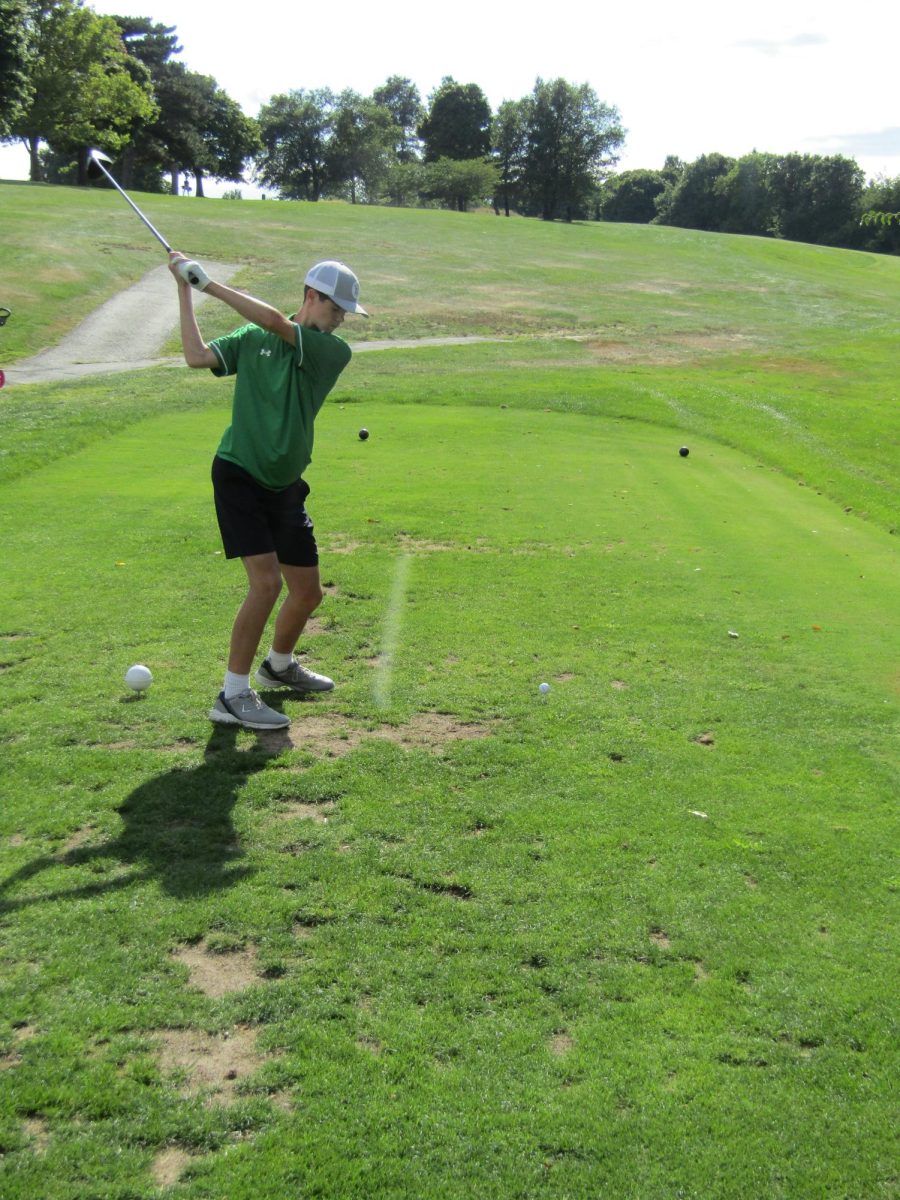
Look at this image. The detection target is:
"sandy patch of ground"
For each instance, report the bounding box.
[156,1025,264,1105]
[171,939,260,997]
[280,711,498,758]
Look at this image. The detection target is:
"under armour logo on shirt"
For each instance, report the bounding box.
[260,348,272,357]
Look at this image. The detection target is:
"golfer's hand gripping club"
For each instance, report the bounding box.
[177,260,211,291]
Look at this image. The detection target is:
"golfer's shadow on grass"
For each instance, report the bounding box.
[0,725,290,913]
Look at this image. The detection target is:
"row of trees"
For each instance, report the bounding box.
[600,154,900,255]
[253,77,624,221]
[1,1,897,251]
[1,0,624,217]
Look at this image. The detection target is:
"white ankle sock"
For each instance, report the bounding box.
[224,671,250,699]
[267,649,294,672]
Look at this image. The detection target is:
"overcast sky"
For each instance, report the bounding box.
[2,0,898,193]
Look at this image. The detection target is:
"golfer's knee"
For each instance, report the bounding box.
[251,571,283,606]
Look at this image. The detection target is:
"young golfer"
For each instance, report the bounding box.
[168,251,367,730]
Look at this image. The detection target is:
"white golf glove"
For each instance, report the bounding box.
[177,259,210,291]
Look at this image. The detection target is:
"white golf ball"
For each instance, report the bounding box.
[539,682,551,694]
[125,664,153,691]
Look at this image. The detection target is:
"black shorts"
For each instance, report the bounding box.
[211,455,318,567]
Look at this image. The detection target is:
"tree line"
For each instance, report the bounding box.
[600,154,900,256]
[1,0,897,253]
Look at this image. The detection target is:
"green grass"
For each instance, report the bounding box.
[0,184,898,1198]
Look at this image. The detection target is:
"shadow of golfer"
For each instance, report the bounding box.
[0,725,290,913]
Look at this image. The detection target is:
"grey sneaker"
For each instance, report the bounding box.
[209,688,290,730]
[256,657,335,693]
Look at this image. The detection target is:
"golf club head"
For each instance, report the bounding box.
[86,148,113,181]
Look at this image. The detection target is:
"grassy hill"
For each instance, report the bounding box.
[0,182,897,1199]
[1,180,898,530]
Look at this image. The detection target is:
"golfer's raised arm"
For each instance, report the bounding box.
[203,280,296,345]
[169,252,218,369]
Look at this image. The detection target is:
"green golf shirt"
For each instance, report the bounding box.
[209,322,351,489]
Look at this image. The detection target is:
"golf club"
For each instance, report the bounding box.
[86,148,172,252]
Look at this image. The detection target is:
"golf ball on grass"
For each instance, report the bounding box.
[358,428,369,441]
[679,446,690,457]
[539,682,551,694]
[125,664,153,691]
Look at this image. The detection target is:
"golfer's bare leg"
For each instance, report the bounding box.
[227,553,283,674]
[272,564,324,654]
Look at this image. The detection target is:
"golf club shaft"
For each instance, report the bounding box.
[91,158,172,252]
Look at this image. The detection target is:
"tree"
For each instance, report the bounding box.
[770,153,864,247]
[9,0,156,182]
[418,77,491,162]
[326,90,396,203]
[256,89,336,200]
[654,152,735,230]
[191,81,260,197]
[382,159,424,207]
[520,78,624,221]
[714,152,779,236]
[421,156,499,213]
[371,75,422,162]
[114,14,179,68]
[0,0,34,138]
[859,175,900,254]
[492,99,527,216]
[599,169,667,223]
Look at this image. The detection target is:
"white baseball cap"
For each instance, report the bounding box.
[305,260,368,316]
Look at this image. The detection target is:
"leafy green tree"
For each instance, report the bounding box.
[326,90,396,203]
[492,99,527,216]
[110,19,182,190]
[382,159,424,207]
[256,88,336,200]
[421,156,499,212]
[371,75,422,162]
[520,78,624,221]
[654,152,735,230]
[0,0,34,138]
[190,81,260,197]
[770,153,864,247]
[859,175,900,254]
[714,152,779,235]
[9,0,156,182]
[599,169,667,223]
[111,13,180,79]
[418,77,491,162]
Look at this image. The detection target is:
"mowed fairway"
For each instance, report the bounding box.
[0,187,898,1197]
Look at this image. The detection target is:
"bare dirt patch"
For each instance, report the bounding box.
[356,1036,383,1056]
[284,711,497,758]
[156,1025,264,1105]
[649,929,671,949]
[171,940,260,997]
[550,1033,574,1057]
[58,826,95,857]
[152,1148,195,1187]
[274,801,336,824]
[23,1117,50,1153]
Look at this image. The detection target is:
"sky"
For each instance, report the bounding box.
[2,0,898,194]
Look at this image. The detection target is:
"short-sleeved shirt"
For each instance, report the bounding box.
[209,322,351,489]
